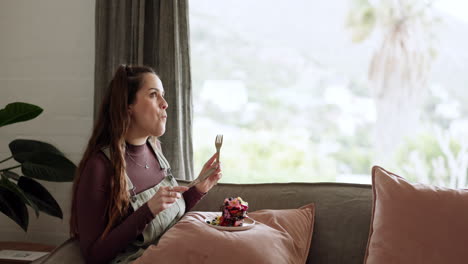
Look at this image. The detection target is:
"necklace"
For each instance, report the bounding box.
[126,152,150,169]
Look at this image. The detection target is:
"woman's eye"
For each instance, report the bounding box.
[150,92,157,97]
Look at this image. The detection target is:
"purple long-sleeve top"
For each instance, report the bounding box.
[75,142,204,264]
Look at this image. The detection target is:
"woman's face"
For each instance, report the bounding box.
[128,73,168,137]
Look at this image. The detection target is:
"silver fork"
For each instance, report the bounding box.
[187,134,223,188]
[215,134,223,162]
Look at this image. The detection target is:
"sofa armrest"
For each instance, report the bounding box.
[31,238,84,264]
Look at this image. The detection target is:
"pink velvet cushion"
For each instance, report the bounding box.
[134,204,315,264]
[365,166,468,264]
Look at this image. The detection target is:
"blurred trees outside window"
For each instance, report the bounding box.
[189,0,468,186]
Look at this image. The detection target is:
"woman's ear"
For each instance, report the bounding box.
[128,104,134,115]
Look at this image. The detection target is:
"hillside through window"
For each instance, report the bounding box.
[189,0,468,187]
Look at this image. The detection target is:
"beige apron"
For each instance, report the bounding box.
[102,141,186,264]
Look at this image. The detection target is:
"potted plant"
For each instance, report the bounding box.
[0,102,76,231]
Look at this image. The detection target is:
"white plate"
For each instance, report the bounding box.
[204,217,256,231]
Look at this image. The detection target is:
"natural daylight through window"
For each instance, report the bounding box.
[190,0,468,187]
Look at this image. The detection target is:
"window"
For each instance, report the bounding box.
[189,0,468,187]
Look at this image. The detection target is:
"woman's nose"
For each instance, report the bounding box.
[161,98,168,110]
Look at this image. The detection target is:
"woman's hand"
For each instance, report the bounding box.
[195,153,222,193]
[147,185,189,217]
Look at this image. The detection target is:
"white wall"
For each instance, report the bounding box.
[0,0,95,245]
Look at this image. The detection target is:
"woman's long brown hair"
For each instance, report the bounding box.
[70,64,157,239]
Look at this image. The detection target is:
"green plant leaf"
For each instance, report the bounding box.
[0,177,40,217]
[0,185,29,231]
[0,102,43,128]
[3,170,20,181]
[9,139,64,163]
[18,176,63,219]
[21,152,76,182]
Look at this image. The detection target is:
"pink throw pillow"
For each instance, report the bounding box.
[134,204,315,264]
[364,166,468,264]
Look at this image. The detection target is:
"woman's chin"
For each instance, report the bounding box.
[152,128,166,137]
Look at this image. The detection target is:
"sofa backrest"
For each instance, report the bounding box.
[191,181,373,264]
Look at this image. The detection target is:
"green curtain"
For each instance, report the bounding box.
[94,0,193,180]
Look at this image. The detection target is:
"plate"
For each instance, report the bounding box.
[204,217,256,231]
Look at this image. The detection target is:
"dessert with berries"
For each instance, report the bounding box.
[207,197,249,227]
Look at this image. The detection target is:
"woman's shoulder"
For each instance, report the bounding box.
[86,150,111,167]
[80,150,113,183]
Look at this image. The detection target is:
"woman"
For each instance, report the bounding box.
[70,65,221,264]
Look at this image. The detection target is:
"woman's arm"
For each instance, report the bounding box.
[76,152,154,264]
[183,153,223,211]
[183,187,206,212]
